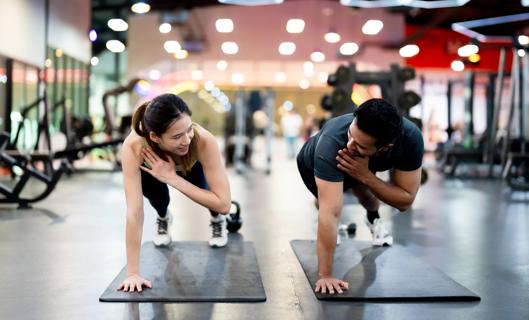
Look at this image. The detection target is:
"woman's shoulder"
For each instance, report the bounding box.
[123,131,145,153]
[193,123,215,144]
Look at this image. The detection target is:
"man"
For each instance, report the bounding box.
[297,98,424,295]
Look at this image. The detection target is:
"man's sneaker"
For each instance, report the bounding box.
[154,211,172,247]
[209,215,228,248]
[365,217,393,247]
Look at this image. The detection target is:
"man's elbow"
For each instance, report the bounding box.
[396,198,415,212]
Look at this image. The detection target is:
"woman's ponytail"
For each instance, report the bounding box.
[132,101,149,137]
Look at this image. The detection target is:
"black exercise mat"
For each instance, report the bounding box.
[291,240,480,302]
[100,241,266,302]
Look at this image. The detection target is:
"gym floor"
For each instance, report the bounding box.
[1,143,528,320]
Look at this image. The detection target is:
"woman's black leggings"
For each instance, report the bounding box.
[141,162,219,218]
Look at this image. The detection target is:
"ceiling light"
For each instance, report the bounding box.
[216,19,234,33]
[339,42,359,55]
[159,23,171,34]
[399,44,420,57]
[310,51,325,63]
[278,42,296,55]
[219,0,283,6]
[324,31,341,43]
[89,29,97,42]
[192,70,203,81]
[303,61,314,77]
[217,60,228,70]
[205,81,215,91]
[164,41,181,53]
[107,19,128,32]
[286,19,305,33]
[451,60,465,72]
[222,42,239,54]
[362,20,383,35]
[340,0,470,9]
[106,40,125,53]
[275,72,287,83]
[518,49,526,57]
[174,49,188,59]
[90,57,99,66]
[318,72,328,83]
[518,35,529,46]
[299,79,310,90]
[148,69,161,80]
[468,53,480,63]
[232,73,244,85]
[457,44,479,57]
[131,2,151,14]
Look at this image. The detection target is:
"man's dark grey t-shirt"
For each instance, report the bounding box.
[297,113,424,191]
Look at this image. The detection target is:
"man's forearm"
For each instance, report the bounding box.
[317,208,340,277]
[362,173,414,211]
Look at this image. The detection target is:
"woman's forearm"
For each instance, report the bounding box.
[168,177,231,213]
[125,211,144,276]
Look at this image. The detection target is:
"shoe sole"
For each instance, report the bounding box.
[373,237,393,247]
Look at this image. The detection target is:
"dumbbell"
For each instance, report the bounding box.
[226,201,243,233]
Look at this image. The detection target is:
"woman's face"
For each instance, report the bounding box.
[152,114,194,156]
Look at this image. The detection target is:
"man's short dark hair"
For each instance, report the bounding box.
[353,98,403,147]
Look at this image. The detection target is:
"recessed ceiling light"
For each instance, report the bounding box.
[216,19,234,33]
[399,44,420,57]
[278,42,296,55]
[164,41,181,53]
[324,31,341,43]
[107,19,128,32]
[222,42,239,54]
[219,0,283,6]
[362,20,383,35]
[286,19,305,33]
[106,40,126,53]
[310,51,325,63]
[131,2,151,14]
[159,23,171,34]
[339,42,359,55]
[217,60,228,70]
[451,60,465,72]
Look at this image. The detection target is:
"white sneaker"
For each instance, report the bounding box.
[365,217,393,247]
[209,215,228,248]
[154,211,172,247]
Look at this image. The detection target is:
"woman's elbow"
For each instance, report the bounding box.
[218,199,232,214]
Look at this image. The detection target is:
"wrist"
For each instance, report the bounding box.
[361,171,376,185]
[126,272,139,277]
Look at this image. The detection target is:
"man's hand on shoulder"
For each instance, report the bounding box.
[336,148,373,183]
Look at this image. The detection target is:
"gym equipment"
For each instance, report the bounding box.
[346,222,357,235]
[225,89,274,174]
[226,200,243,233]
[291,240,480,301]
[501,48,529,190]
[99,241,266,302]
[0,132,66,208]
[321,63,421,117]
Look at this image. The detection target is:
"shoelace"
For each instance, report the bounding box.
[157,218,168,235]
[211,220,223,237]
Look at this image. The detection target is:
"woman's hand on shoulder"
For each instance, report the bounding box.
[140,147,178,184]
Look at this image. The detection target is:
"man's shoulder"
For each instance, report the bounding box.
[401,117,423,141]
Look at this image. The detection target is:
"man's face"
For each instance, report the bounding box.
[346,120,380,157]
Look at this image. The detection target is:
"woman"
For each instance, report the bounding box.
[118,93,232,292]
